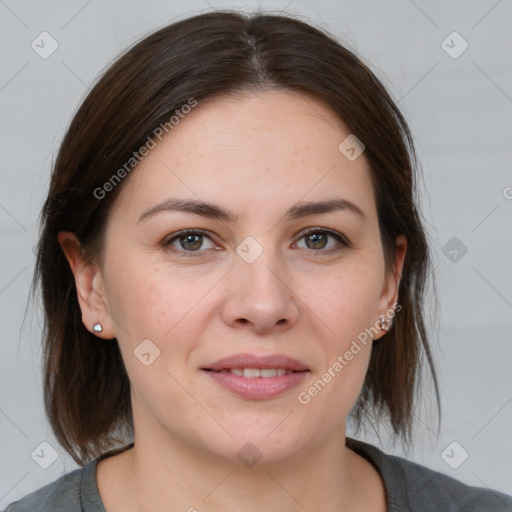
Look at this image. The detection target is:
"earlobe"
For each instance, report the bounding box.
[57,231,115,339]
[375,235,407,338]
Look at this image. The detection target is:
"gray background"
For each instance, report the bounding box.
[1,0,511,507]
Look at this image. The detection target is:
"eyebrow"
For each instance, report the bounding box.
[137,197,366,224]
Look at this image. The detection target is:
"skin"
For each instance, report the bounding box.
[59,89,406,512]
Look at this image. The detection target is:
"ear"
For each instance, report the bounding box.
[375,234,407,339]
[57,231,116,339]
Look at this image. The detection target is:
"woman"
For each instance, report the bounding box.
[6,10,511,512]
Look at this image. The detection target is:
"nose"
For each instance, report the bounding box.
[220,248,300,335]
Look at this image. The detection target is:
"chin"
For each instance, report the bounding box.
[201,419,311,466]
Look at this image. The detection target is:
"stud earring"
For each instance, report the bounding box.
[93,323,103,333]
[379,315,390,332]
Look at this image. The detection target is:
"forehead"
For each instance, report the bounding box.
[110,90,377,225]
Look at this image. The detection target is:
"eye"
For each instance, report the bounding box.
[164,229,217,256]
[163,227,351,258]
[294,228,350,253]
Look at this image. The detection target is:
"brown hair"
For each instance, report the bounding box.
[33,10,439,465]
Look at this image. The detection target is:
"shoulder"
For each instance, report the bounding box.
[347,437,512,511]
[3,460,102,512]
[4,443,131,512]
[4,467,84,512]
[392,452,512,511]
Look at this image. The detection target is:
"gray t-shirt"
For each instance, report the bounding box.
[4,438,512,511]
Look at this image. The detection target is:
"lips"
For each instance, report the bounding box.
[202,353,310,400]
[203,353,309,372]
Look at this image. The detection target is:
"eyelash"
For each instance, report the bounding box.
[163,227,351,258]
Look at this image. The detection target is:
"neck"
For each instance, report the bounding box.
[114,428,366,512]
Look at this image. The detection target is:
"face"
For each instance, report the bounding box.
[63,90,405,465]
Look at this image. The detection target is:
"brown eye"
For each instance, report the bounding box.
[165,230,216,256]
[295,228,350,253]
[179,233,204,251]
[305,232,329,249]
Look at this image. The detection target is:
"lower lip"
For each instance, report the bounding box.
[203,370,309,400]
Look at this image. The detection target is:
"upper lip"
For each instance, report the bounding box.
[203,353,310,372]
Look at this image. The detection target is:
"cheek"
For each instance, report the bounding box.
[296,257,382,408]
[307,260,384,343]
[104,268,171,342]
[103,251,222,365]
[105,266,200,405]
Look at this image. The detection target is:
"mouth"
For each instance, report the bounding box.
[204,368,302,378]
[203,352,309,373]
[201,353,310,399]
